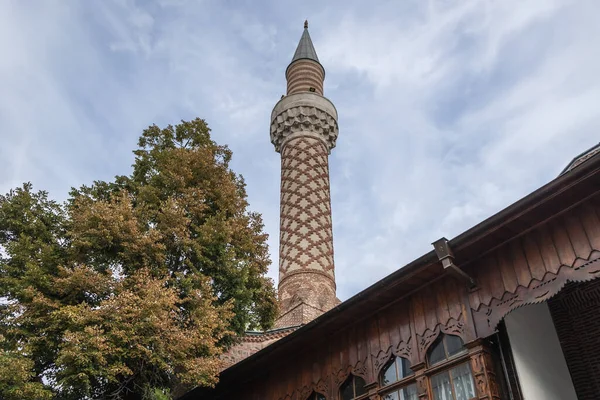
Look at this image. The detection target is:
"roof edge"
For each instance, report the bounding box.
[178,150,600,400]
[450,150,600,252]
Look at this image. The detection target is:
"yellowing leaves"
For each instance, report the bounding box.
[0,119,275,399]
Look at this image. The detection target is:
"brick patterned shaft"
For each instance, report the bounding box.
[271,89,339,327]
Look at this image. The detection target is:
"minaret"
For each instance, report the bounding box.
[270,21,340,328]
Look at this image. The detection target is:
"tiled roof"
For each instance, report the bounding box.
[242,325,301,343]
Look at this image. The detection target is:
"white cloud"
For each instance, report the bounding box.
[1,0,599,301]
[318,0,600,297]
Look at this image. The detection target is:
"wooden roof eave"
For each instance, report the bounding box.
[180,151,600,400]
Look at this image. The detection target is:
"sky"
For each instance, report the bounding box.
[1,0,599,301]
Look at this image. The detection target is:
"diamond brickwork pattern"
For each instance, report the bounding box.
[279,136,335,284]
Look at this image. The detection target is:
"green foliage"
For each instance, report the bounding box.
[0,119,277,399]
[0,336,53,400]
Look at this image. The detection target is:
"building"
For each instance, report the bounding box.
[181,23,600,400]
[221,20,339,367]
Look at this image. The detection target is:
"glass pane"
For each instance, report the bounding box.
[431,371,454,400]
[445,335,465,357]
[382,359,398,386]
[316,394,326,400]
[450,363,476,400]
[398,357,414,378]
[354,375,367,397]
[340,379,354,400]
[383,391,399,400]
[399,383,418,400]
[428,339,446,365]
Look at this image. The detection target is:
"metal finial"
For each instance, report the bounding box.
[304,20,308,29]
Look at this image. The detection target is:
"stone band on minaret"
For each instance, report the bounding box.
[271,23,340,328]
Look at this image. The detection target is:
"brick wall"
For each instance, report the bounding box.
[548,279,600,400]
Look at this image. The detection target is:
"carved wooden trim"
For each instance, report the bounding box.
[353,357,369,381]
[372,346,393,378]
[417,328,440,363]
[441,317,466,337]
[371,335,414,378]
[473,252,600,337]
[414,369,430,400]
[298,386,311,400]
[332,356,369,395]
[469,345,501,400]
[314,378,329,399]
[282,377,331,400]
[395,336,413,361]
[333,367,351,394]
[416,316,467,362]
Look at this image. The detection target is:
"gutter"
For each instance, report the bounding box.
[179,150,600,399]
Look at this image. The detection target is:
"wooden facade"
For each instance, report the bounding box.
[182,152,600,400]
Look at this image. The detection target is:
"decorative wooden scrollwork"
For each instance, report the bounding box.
[353,357,369,380]
[314,378,329,399]
[416,316,467,360]
[468,345,501,400]
[372,346,393,376]
[396,337,412,360]
[473,253,600,337]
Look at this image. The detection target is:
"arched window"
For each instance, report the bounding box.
[427,333,467,365]
[307,391,326,400]
[427,334,476,400]
[381,356,414,385]
[340,374,367,400]
[380,356,417,400]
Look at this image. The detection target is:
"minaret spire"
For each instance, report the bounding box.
[285,22,325,95]
[270,23,339,328]
[289,21,320,65]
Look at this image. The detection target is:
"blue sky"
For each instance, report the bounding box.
[1,0,599,300]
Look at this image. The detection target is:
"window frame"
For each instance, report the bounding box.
[378,376,418,400]
[429,360,477,400]
[306,391,326,400]
[339,374,368,400]
[427,334,468,367]
[378,355,418,399]
[380,356,414,386]
[425,334,476,400]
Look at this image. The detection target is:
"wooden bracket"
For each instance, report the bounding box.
[432,237,477,289]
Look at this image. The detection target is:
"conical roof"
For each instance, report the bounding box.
[290,21,320,64]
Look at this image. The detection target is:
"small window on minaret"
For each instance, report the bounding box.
[309,87,316,92]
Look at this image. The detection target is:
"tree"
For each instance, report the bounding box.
[0,119,278,399]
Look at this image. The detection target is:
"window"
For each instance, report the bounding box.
[380,356,417,400]
[382,386,417,400]
[307,391,326,400]
[381,356,414,385]
[340,374,367,400]
[427,334,476,400]
[428,334,467,365]
[431,363,475,400]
